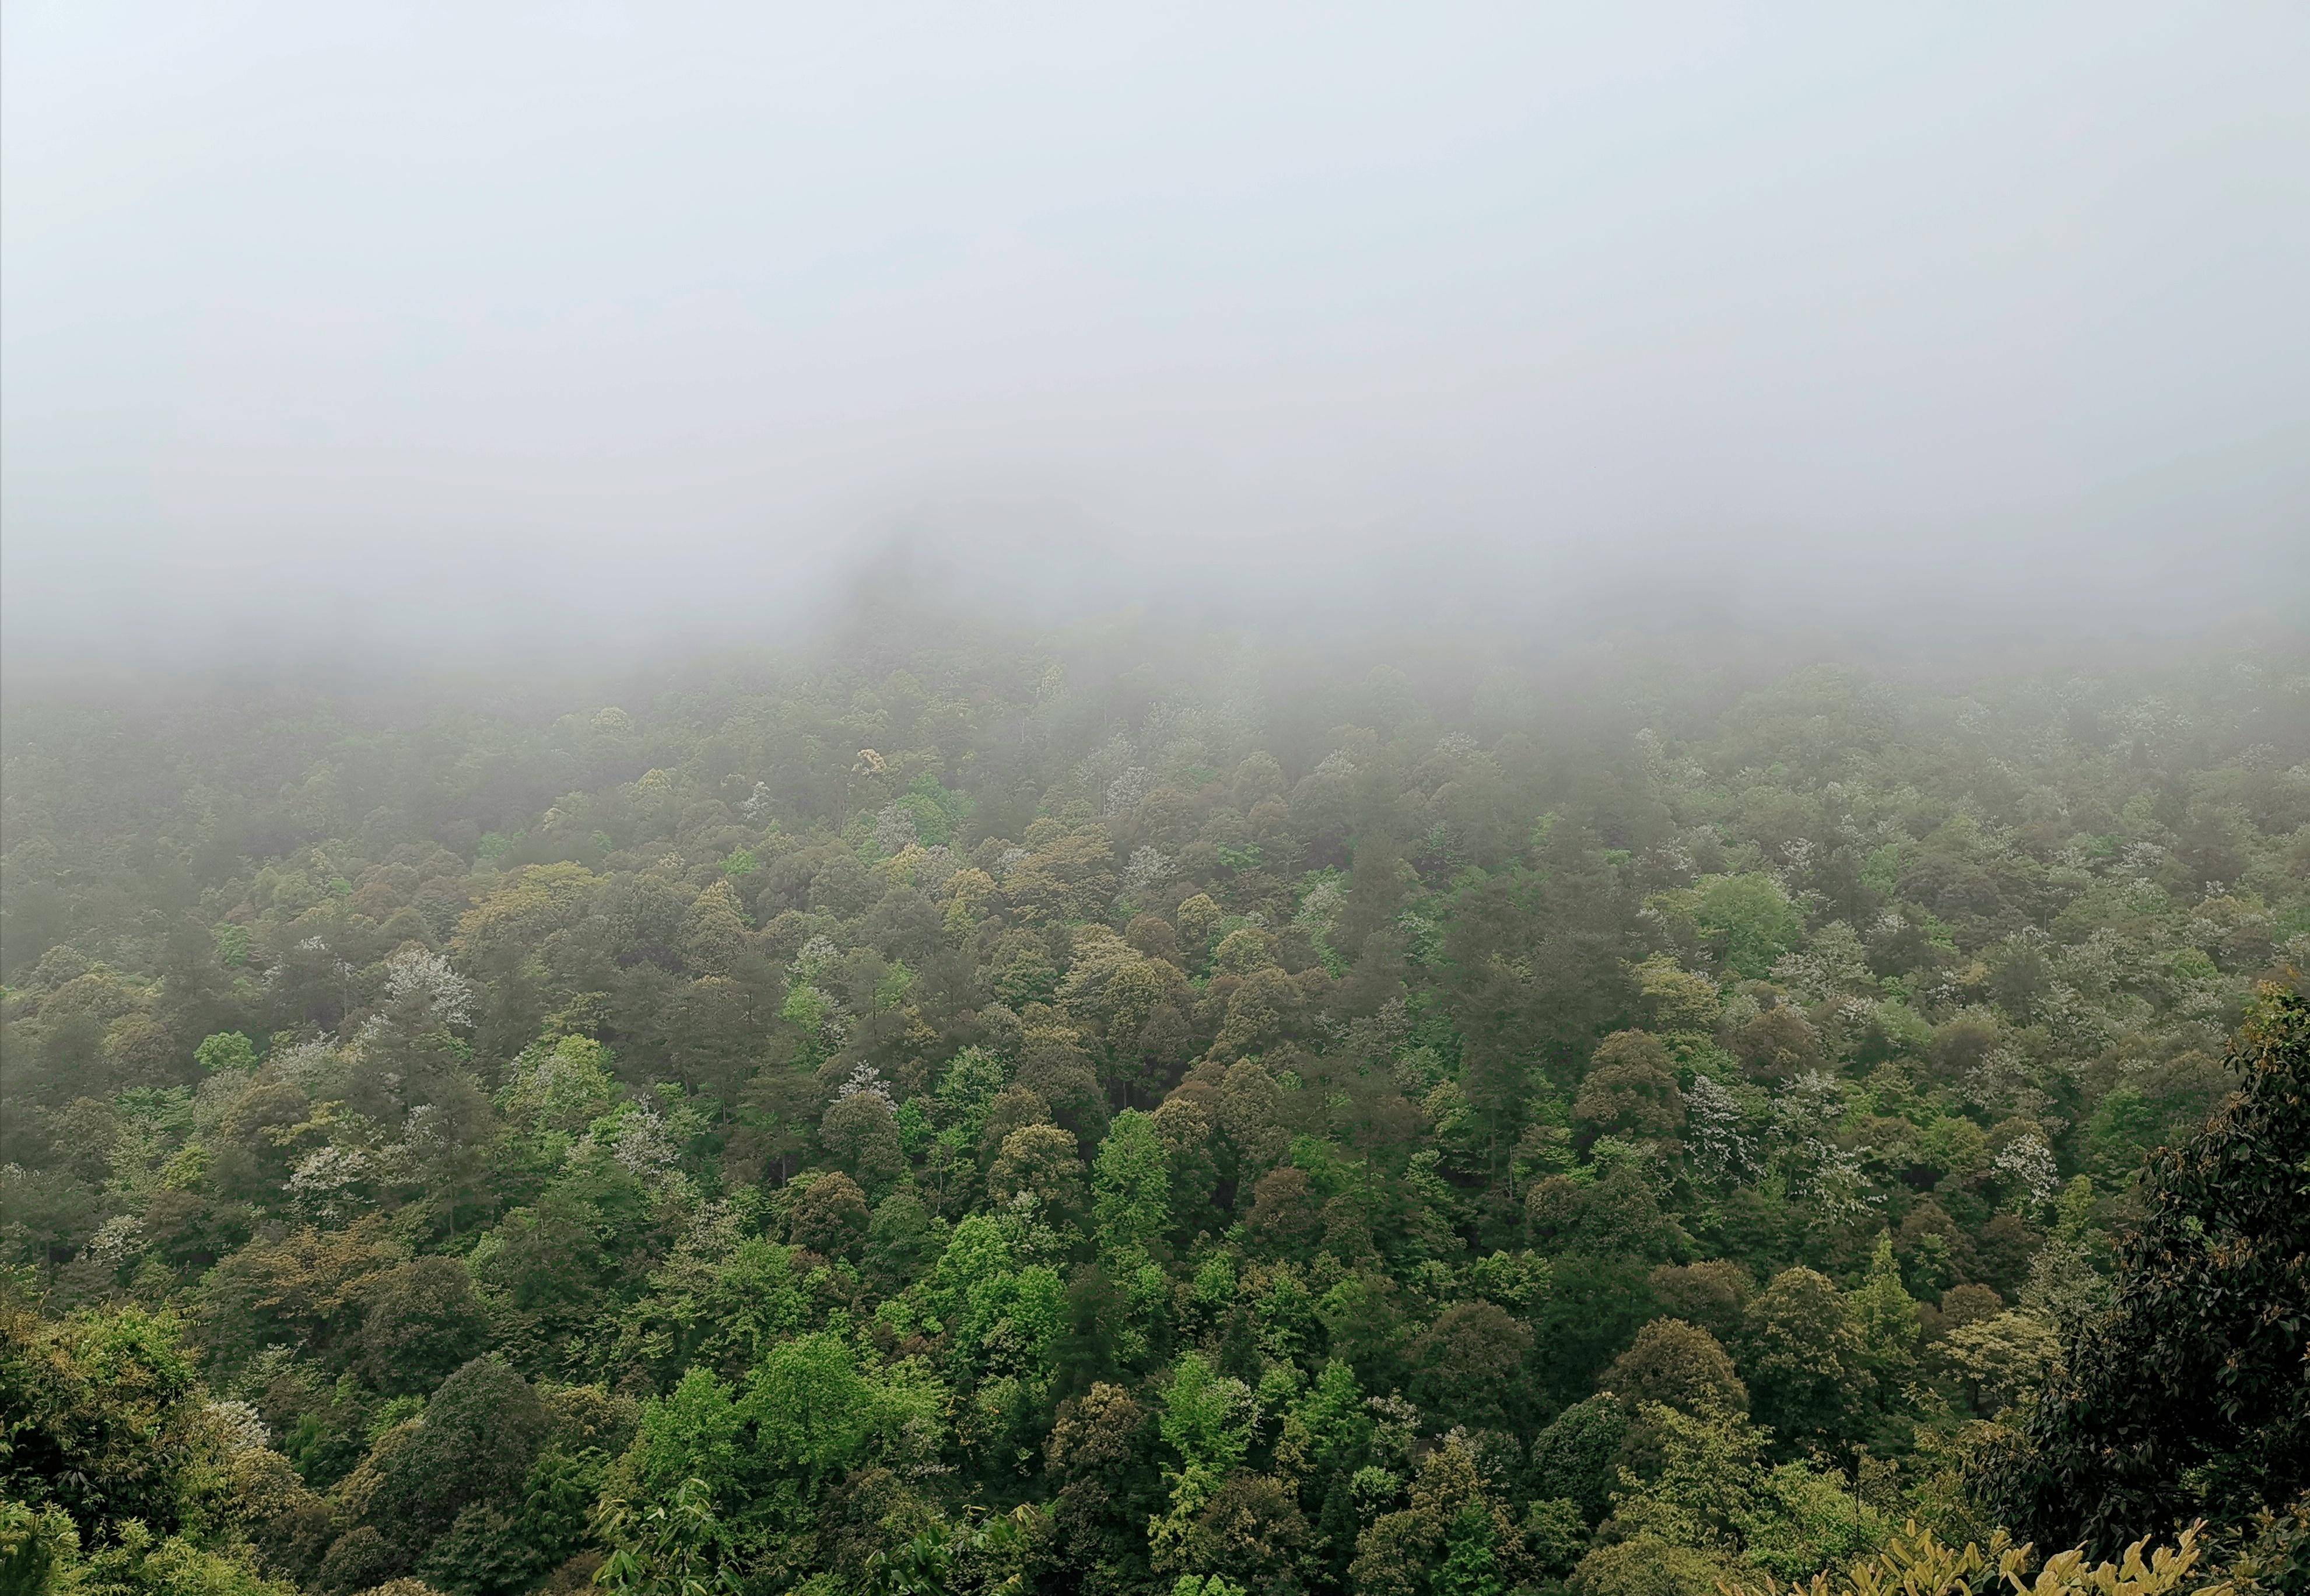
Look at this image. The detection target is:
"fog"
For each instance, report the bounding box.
[4,4,2307,671]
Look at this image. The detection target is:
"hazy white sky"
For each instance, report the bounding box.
[4,4,2307,659]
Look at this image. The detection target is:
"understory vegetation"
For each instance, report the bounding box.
[3,627,2307,1595]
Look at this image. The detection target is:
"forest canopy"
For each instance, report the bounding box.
[2,625,2307,1596]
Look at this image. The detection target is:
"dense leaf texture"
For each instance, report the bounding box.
[3,632,2308,1593]
[1994,986,2310,1553]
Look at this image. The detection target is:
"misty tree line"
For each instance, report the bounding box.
[2,630,2307,1595]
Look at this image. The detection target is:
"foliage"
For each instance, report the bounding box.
[1990,987,2310,1556]
[1717,1518,2232,1596]
[3,633,2307,1593]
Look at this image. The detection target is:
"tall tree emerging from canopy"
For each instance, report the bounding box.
[1991,982,2310,1555]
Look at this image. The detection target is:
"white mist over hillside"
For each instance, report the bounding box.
[4,5,2306,665]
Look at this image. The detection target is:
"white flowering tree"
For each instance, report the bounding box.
[381,946,474,1028]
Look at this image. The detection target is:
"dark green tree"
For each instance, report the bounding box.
[1991,985,2310,1555]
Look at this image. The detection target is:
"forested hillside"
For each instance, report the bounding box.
[4,630,2307,1596]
